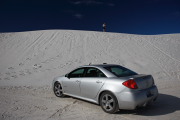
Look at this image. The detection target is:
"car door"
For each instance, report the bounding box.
[80,67,106,99]
[63,68,85,96]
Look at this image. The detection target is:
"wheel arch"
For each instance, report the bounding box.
[53,80,64,88]
[98,90,118,105]
[54,81,60,85]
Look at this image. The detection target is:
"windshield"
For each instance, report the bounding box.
[104,66,137,77]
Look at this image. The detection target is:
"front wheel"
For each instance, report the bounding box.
[53,82,65,97]
[100,92,119,113]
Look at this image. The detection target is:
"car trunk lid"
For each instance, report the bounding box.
[134,74,154,90]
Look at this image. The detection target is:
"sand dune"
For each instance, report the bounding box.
[0,30,180,120]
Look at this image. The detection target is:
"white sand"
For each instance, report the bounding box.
[0,30,180,120]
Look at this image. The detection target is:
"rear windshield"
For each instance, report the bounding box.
[104,66,137,77]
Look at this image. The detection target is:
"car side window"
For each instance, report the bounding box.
[69,68,85,78]
[85,68,106,77]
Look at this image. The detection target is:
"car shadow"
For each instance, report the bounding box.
[116,93,180,116]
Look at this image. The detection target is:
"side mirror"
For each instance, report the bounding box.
[65,74,70,79]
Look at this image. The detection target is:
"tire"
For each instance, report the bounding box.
[53,82,65,97]
[100,92,119,113]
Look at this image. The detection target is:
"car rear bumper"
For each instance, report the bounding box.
[116,85,158,110]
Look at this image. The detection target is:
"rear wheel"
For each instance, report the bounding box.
[54,82,64,97]
[100,92,119,113]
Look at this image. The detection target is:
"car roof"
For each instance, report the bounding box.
[81,64,120,68]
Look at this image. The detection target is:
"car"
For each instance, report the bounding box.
[52,64,158,113]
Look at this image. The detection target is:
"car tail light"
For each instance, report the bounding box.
[122,79,138,89]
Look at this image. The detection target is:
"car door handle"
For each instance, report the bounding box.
[96,81,102,83]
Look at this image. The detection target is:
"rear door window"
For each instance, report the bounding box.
[85,68,106,77]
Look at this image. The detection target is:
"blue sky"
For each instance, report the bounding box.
[0,0,180,34]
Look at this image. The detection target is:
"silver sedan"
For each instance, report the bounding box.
[53,64,158,113]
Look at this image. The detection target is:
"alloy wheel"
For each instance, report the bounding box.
[54,83,63,97]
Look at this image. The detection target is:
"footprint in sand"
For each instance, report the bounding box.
[26,58,31,61]
[4,77,10,80]
[33,64,42,70]
[11,75,18,79]
[8,67,14,70]
[19,71,26,76]
[19,63,24,66]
